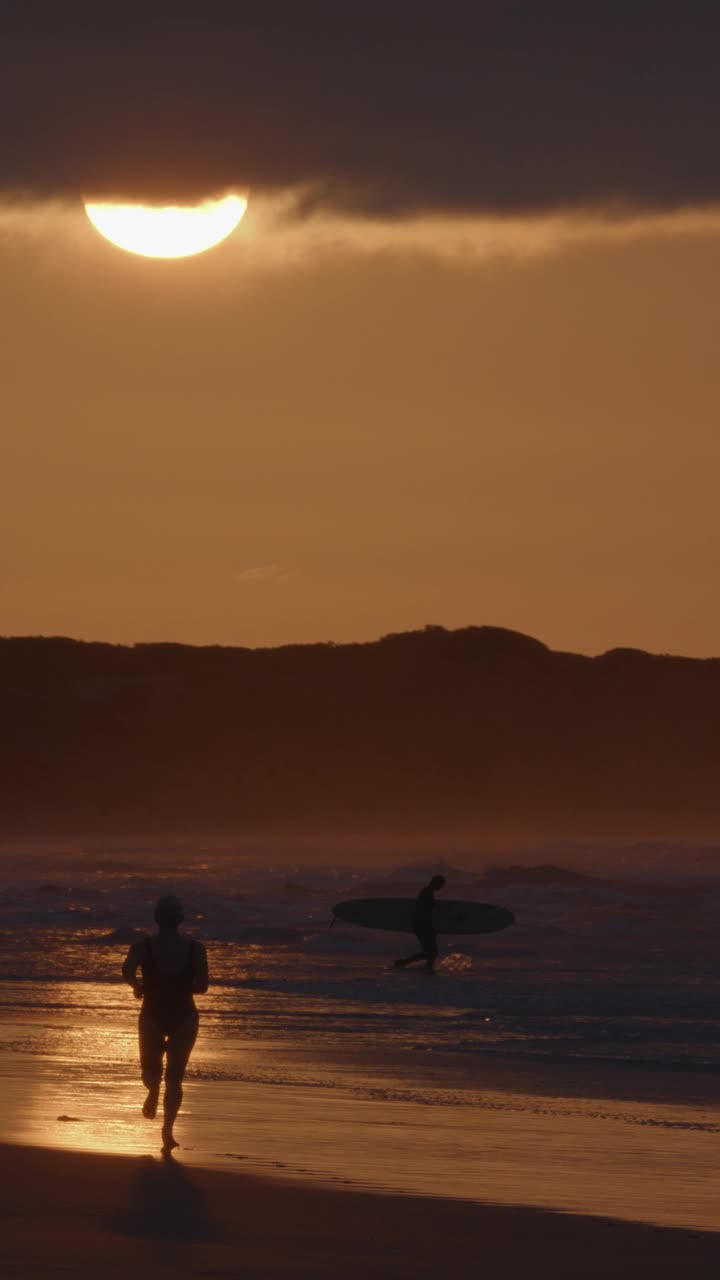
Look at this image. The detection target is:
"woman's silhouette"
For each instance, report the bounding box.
[123,895,208,1153]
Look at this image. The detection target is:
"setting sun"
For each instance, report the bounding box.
[83,193,247,258]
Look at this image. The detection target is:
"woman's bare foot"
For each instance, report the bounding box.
[161,1129,179,1153]
[142,1087,159,1119]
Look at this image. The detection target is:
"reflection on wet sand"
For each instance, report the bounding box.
[2,981,720,1231]
[2,1056,154,1158]
[0,981,156,1156]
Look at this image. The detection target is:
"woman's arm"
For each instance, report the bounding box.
[121,940,144,998]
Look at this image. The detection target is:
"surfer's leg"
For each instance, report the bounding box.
[424,933,439,970]
[407,930,438,970]
[162,1012,199,1150]
[395,950,427,967]
[139,1012,164,1119]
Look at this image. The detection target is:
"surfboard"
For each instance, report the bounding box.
[332,897,514,935]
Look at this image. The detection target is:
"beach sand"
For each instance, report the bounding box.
[2,1142,717,1280]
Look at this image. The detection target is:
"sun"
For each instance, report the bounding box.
[83,193,247,258]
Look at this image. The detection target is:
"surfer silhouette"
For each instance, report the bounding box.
[122,895,208,1154]
[395,874,446,971]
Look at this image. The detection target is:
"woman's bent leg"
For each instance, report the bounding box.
[138,1012,165,1118]
[162,1011,199,1149]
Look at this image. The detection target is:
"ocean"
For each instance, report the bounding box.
[1,847,720,1230]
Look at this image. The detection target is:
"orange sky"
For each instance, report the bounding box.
[2,200,719,657]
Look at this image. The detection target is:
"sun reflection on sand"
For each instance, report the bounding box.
[3,981,720,1230]
[5,1066,152,1158]
[0,982,158,1157]
[0,981,250,1160]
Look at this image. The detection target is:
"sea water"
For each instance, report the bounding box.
[1,847,719,1230]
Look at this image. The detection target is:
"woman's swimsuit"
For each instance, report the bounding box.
[141,937,197,1035]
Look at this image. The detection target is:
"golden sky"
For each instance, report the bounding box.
[4,6,720,656]
[2,197,719,656]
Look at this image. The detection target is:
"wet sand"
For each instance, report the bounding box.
[4,1037,720,1232]
[2,1142,718,1280]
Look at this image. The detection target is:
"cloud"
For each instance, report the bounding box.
[6,186,720,274]
[3,2,720,219]
[235,565,293,586]
[241,198,720,265]
[5,185,720,271]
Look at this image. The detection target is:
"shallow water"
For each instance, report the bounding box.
[2,851,719,1230]
[2,849,720,1069]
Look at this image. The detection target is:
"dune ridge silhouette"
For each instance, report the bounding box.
[1,625,718,836]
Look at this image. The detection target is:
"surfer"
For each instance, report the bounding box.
[394,874,446,971]
[122,895,208,1154]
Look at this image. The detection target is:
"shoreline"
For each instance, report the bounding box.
[286,1038,720,1108]
[7,971,720,1109]
[3,998,720,1232]
[2,1141,718,1279]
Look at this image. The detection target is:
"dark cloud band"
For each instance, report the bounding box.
[3,2,720,215]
